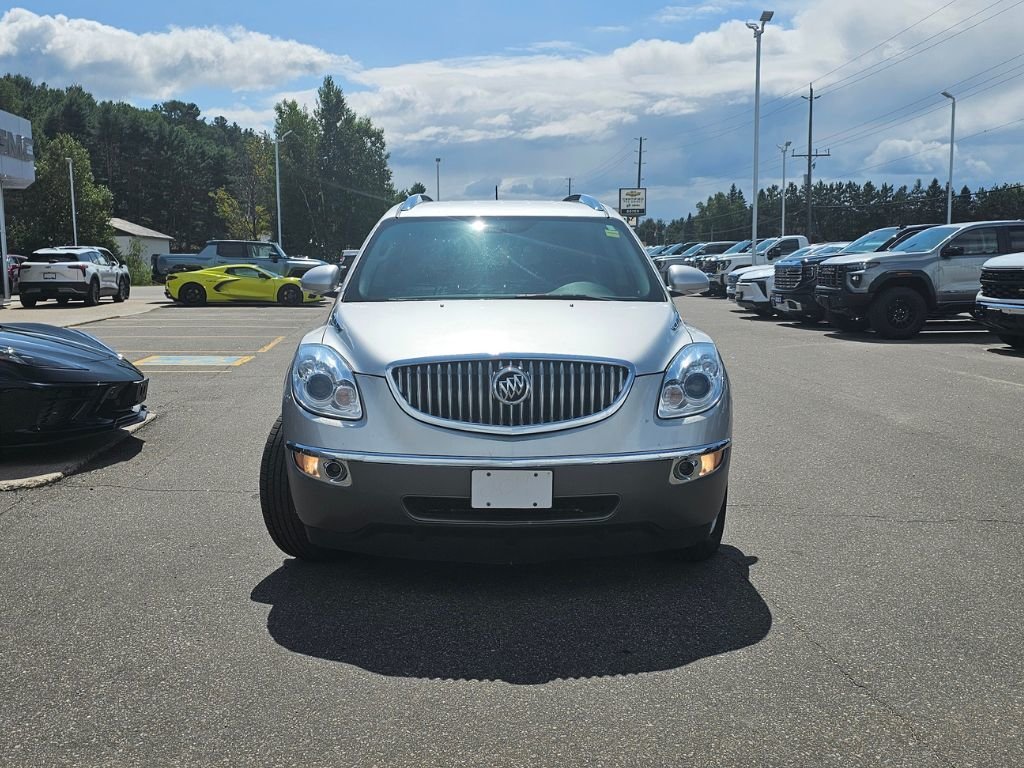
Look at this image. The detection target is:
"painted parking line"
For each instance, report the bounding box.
[133,354,255,367]
[257,336,286,353]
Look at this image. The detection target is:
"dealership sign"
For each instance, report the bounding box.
[0,110,35,190]
[618,187,646,217]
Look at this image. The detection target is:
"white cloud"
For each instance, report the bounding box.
[654,2,748,24]
[0,8,352,99]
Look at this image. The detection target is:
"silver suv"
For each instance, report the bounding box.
[815,220,1024,338]
[260,195,732,562]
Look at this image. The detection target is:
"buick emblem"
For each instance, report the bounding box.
[491,366,531,406]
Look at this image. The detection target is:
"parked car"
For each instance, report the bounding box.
[165,264,323,306]
[702,235,808,296]
[654,241,737,282]
[973,252,1024,349]
[18,246,131,308]
[260,194,732,563]
[0,323,148,447]
[151,240,326,283]
[815,220,1024,338]
[734,264,776,315]
[4,254,26,294]
[773,226,933,322]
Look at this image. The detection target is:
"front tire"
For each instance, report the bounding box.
[179,282,207,306]
[112,279,128,303]
[997,333,1024,350]
[826,311,869,333]
[669,491,727,562]
[868,286,928,339]
[19,296,37,308]
[84,279,101,306]
[259,416,339,561]
[278,284,302,306]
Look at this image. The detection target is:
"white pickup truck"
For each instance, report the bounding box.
[17,246,131,308]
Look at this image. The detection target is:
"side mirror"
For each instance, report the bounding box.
[300,263,342,295]
[667,265,710,296]
[941,245,964,258]
[768,246,781,259]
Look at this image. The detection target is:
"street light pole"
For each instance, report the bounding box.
[435,157,441,201]
[778,140,791,236]
[941,91,956,225]
[65,157,78,246]
[274,129,293,247]
[747,10,773,264]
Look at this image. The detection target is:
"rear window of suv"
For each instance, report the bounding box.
[345,216,664,302]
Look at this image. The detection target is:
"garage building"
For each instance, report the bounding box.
[110,218,173,260]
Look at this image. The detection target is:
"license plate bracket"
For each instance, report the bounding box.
[471,469,553,509]
[43,272,57,280]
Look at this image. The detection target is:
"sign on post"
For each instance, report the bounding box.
[0,109,36,305]
[618,187,646,218]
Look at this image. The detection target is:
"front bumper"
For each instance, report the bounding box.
[18,281,89,299]
[771,289,821,317]
[281,373,731,560]
[814,286,872,316]
[973,299,1024,335]
[735,281,770,309]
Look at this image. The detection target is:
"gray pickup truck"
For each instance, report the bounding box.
[151,240,325,283]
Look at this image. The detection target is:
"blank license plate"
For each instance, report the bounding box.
[43,272,57,279]
[471,470,552,509]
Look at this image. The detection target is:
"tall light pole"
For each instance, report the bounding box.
[778,140,791,236]
[435,157,441,200]
[941,91,956,225]
[746,10,773,264]
[274,129,293,247]
[65,157,78,246]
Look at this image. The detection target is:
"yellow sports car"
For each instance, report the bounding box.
[165,264,323,306]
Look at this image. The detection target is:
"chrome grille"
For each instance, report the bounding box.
[774,265,804,290]
[817,264,842,289]
[981,268,1024,300]
[389,357,632,432]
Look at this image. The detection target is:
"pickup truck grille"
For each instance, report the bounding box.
[774,265,804,291]
[817,264,842,289]
[390,357,632,433]
[980,268,1024,300]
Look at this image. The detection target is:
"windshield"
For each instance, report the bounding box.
[755,238,779,253]
[890,225,958,253]
[345,216,665,302]
[841,227,900,254]
[679,243,705,258]
[723,240,751,254]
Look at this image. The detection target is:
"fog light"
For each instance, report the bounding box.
[293,451,320,478]
[324,460,348,481]
[698,447,726,478]
[673,459,697,480]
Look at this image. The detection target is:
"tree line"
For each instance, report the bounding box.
[0,74,421,259]
[636,179,1024,245]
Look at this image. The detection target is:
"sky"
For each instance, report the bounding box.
[2,0,1023,222]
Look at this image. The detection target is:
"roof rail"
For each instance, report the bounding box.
[398,193,434,212]
[562,194,607,214]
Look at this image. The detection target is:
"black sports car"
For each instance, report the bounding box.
[0,323,148,447]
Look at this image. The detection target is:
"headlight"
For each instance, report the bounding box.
[658,343,725,419]
[845,261,878,287]
[291,343,362,420]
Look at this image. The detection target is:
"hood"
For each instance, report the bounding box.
[982,253,1024,269]
[0,323,141,382]
[821,251,907,267]
[326,300,692,376]
[738,266,774,280]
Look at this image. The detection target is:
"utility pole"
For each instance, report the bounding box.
[792,84,829,242]
[778,141,791,236]
[495,185,499,200]
[566,177,572,196]
[942,91,956,224]
[635,137,645,188]
[65,158,78,246]
[435,157,441,201]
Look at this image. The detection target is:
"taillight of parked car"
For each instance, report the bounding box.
[69,264,89,276]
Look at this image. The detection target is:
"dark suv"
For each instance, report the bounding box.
[773,225,933,321]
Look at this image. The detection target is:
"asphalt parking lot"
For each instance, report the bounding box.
[1,295,1022,766]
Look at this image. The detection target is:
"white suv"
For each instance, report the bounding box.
[18,246,131,308]
[974,252,1024,349]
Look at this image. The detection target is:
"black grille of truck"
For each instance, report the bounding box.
[817,264,842,289]
[980,268,1024,300]
[774,265,804,290]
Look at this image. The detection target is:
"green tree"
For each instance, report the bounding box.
[7,134,114,252]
